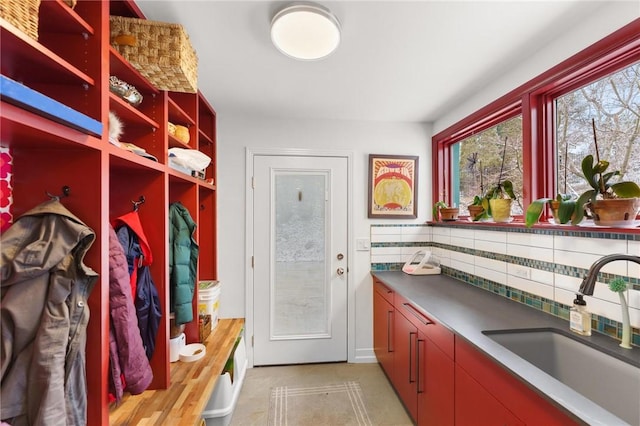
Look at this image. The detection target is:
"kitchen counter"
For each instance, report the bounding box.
[372,271,640,426]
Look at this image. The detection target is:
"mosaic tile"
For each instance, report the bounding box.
[371,224,640,347]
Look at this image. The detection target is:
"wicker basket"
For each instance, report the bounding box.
[110,16,198,93]
[0,0,40,41]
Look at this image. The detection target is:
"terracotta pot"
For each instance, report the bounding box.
[468,205,484,220]
[489,198,512,223]
[586,198,640,227]
[550,200,572,224]
[438,207,459,221]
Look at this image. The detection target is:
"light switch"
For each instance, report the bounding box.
[356,238,370,251]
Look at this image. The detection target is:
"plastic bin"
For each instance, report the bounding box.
[198,281,220,331]
[202,335,248,426]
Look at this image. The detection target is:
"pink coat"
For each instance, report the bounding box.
[108,224,153,402]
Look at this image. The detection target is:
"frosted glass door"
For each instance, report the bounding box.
[253,155,348,365]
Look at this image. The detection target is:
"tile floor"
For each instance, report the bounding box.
[228,362,413,426]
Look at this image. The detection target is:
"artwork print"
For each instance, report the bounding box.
[368,154,418,219]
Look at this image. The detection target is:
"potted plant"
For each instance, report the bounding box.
[525,194,576,227]
[486,180,516,222]
[468,195,486,221]
[484,137,516,223]
[572,120,640,226]
[525,130,578,227]
[467,161,486,221]
[433,201,459,221]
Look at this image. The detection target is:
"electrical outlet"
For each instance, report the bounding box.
[513,266,530,279]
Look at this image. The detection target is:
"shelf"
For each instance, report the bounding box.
[109,47,159,96]
[168,133,190,149]
[167,166,209,185]
[1,76,103,137]
[198,128,214,145]
[109,93,159,129]
[39,0,94,35]
[108,143,165,173]
[0,19,95,87]
[0,101,102,150]
[168,97,196,127]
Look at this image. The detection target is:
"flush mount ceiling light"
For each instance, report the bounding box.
[270,2,341,61]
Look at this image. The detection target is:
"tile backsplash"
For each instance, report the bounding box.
[371,223,640,346]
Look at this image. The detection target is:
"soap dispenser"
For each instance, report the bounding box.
[570,294,592,336]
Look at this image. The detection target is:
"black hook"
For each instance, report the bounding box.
[46,185,70,201]
[132,195,145,211]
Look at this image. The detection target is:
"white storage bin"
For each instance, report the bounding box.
[201,335,248,426]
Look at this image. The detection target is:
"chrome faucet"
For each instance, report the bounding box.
[579,254,640,296]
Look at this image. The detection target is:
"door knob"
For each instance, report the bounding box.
[337,267,345,276]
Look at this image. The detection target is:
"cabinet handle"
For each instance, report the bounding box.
[402,303,433,326]
[387,310,394,353]
[409,331,417,383]
[417,339,425,394]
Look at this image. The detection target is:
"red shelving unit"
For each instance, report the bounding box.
[1,0,218,423]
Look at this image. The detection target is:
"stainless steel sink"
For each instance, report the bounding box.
[483,328,640,425]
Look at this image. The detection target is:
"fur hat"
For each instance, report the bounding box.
[109,111,123,142]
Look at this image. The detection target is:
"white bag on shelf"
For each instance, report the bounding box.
[168,148,211,171]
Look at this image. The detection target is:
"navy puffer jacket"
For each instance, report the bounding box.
[169,203,199,325]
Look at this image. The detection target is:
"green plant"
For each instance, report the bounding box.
[433,201,460,222]
[572,120,640,225]
[525,194,576,227]
[432,201,448,219]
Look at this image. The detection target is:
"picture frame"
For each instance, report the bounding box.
[368,154,418,219]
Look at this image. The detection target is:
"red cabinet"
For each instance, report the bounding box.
[372,276,577,426]
[418,335,454,426]
[373,281,394,376]
[394,293,455,425]
[456,338,577,426]
[455,364,524,426]
[393,310,419,421]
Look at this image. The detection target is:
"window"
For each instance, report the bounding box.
[455,115,523,216]
[433,19,640,226]
[555,62,640,200]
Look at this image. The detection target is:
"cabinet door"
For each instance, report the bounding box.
[456,337,577,426]
[455,365,524,426]
[373,289,394,376]
[418,336,454,426]
[394,311,418,422]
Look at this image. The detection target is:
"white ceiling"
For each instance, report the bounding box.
[136,1,611,123]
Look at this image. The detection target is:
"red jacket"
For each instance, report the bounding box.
[108,224,152,402]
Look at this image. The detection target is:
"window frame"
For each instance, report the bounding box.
[432,18,640,224]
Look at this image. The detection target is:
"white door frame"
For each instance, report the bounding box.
[245,147,354,368]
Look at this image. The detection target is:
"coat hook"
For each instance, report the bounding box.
[132,195,146,211]
[46,185,71,201]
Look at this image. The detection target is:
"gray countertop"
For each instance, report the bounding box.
[371,271,640,426]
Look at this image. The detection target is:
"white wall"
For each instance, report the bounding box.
[433,2,639,134]
[216,116,431,361]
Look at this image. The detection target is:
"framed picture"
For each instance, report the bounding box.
[368,154,418,219]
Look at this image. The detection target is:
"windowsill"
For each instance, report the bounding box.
[428,217,640,235]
